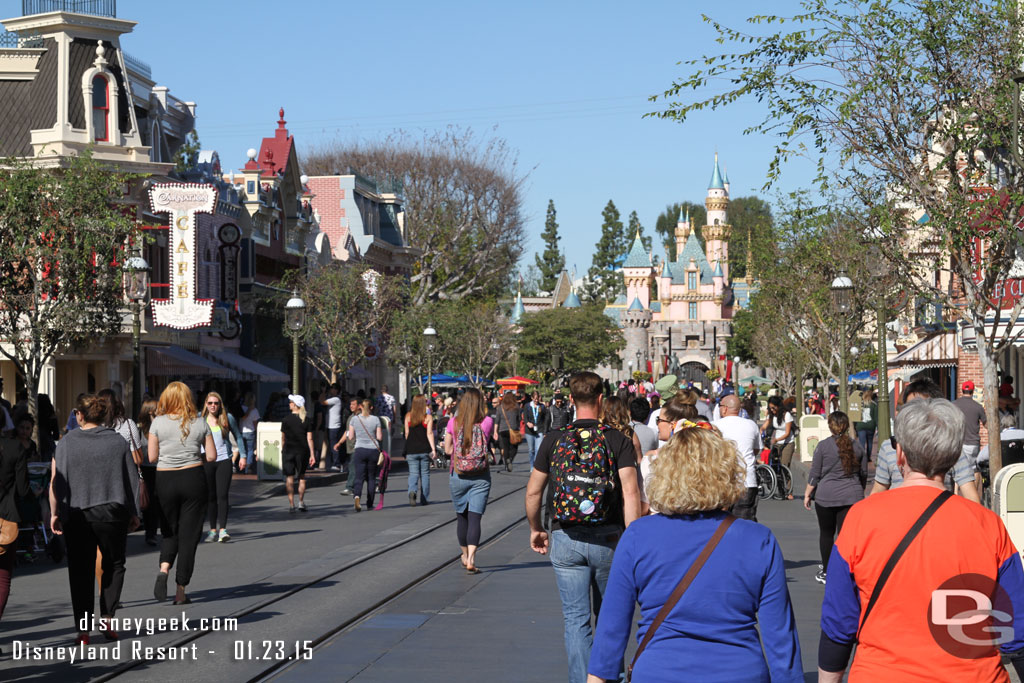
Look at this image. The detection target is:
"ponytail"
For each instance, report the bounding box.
[828,411,858,475]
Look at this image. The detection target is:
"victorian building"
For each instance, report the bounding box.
[604,155,755,387]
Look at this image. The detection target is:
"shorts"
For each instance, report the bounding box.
[282,451,308,479]
[961,444,981,471]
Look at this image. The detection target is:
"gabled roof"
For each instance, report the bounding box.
[622,233,651,268]
[248,108,295,177]
[672,233,713,285]
[627,297,645,311]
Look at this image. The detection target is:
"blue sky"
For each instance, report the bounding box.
[3,0,813,271]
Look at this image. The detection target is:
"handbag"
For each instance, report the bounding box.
[355,416,389,466]
[500,406,523,445]
[627,515,736,681]
[126,422,149,511]
[0,516,17,555]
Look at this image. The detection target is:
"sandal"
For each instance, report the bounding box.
[466,566,481,575]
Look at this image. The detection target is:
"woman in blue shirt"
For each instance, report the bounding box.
[587,424,803,682]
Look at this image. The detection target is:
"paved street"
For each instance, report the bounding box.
[1,453,1016,682]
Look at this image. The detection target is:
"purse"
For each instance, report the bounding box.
[0,516,17,555]
[501,406,523,445]
[127,423,149,511]
[627,515,736,681]
[355,416,388,466]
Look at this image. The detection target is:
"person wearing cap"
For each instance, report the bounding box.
[953,380,986,491]
[281,395,315,512]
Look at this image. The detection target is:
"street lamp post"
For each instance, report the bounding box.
[635,350,642,376]
[866,250,892,443]
[285,292,306,395]
[831,270,854,414]
[123,255,150,418]
[423,325,437,407]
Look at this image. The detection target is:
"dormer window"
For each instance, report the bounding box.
[687,272,697,290]
[92,75,109,142]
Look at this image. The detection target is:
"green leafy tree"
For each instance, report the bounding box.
[517,305,625,380]
[172,129,201,175]
[535,199,565,292]
[280,263,404,384]
[583,200,626,302]
[654,201,705,262]
[0,151,139,430]
[728,196,773,280]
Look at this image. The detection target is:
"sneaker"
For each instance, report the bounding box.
[814,570,827,585]
[218,529,230,542]
[204,530,217,543]
[289,506,296,514]
[408,492,417,507]
[329,466,341,472]
[340,488,352,496]
[298,501,307,512]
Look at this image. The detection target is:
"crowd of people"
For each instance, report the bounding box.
[0,368,1022,680]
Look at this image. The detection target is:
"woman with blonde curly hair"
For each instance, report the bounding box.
[147,382,216,605]
[587,425,802,683]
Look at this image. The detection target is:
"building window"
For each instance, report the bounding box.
[92,75,109,142]
[687,272,696,290]
[689,302,698,320]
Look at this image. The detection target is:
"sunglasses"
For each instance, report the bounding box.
[206,401,220,406]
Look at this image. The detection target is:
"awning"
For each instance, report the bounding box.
[889,331,959,369]
[202,349,289,383]
[147,346,231,378]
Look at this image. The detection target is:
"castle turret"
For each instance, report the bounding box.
[704,154,731,282]
[622,231,654,309]
[674,208,691,259]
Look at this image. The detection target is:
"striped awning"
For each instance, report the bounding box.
[147,346,231,378]
[890,331,959,369]
[202,349,289,383]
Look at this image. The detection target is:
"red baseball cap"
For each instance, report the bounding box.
[962,381,975,392]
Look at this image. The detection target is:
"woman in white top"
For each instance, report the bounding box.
[761,396,795,471]
[202,392,241,543]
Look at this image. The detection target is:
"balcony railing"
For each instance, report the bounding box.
[123,52,151,79]
[0,31,43,48]
[22,0,115,17]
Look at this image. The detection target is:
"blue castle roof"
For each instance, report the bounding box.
[563,291,582,308]
[709,154,725,190]
[622,233,651,268]
[671,233,713,285]
[510,292,525,324]
[627,297,645,311]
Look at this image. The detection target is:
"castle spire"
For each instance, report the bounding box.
[708,152,725,190]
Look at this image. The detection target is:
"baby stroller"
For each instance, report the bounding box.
[17,462,63,564]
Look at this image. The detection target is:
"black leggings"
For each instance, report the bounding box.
[156,465,208,587]
[815,504,851,571]
[205,459,232,529]
[456,510,482,547]
[499,431,516,465]
[65,508,129,629]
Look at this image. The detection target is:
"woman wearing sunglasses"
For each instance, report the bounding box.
[201,392,242,542]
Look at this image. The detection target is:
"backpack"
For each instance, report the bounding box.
[549,424,616,525]
[452,422,488,475]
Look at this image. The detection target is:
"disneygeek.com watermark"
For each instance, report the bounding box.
[928,573,1014,659]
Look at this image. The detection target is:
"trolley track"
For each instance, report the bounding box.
[90,479,529,682]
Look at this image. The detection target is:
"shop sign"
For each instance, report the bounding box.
[149,183,217,329]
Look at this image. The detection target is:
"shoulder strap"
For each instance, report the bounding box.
[355,416,381,453]
[629,515,736,679]
[857,490,952,638]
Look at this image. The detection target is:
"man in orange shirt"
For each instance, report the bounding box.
[819,399,1024,682]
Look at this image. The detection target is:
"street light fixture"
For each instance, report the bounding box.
[635,350,642,375]
[424,325,437,407]
[831,269,854,413]
[285,291,306,394]
[123,255,150,418]
[866,246,892,443]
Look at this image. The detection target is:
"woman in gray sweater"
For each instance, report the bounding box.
[803,411,867,586]
[49,394,140,645]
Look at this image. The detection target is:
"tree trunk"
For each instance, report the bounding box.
[976,339,1002,479]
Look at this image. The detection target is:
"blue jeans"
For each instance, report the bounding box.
[857,429,874,460]
[550,525,622,683]
[525,433,540,468]
[406,452,430,502]
[242,433,256,473]
[327,428,343,469]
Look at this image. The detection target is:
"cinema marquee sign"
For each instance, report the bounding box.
[149,183,217,329]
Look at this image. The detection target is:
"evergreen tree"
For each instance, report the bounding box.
[654,201,705,262]
[535,199,565,293]
[583,200,626,303]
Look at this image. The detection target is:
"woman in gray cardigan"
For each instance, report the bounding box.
[49,393,140,645]
[803,411,867,586]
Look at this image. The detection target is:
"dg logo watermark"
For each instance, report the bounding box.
[928,573,1014,659]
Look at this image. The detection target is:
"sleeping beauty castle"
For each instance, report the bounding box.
[604,154,756,387]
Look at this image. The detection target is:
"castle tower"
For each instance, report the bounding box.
[622,297,652,375]
[704,153,731,281]
[622,231,654,309]
[674,208,691,259]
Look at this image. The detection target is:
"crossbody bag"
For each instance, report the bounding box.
[627,515,736,681]
[355,417,389,468]
[500,406,522,445]
[856,489,952,638]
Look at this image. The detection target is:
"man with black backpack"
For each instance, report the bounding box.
[525,372,641,683]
